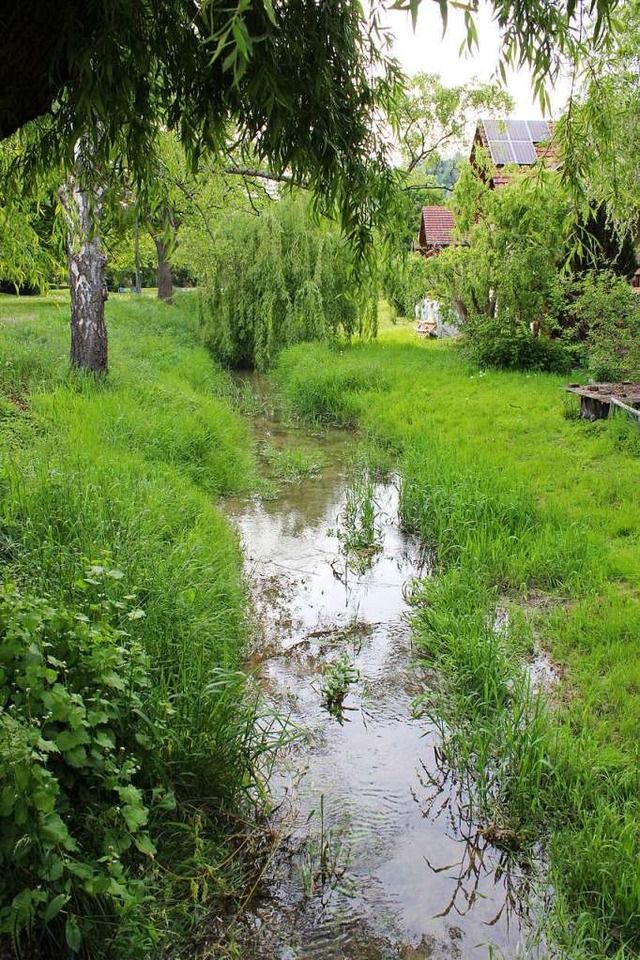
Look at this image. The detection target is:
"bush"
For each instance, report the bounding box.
[0,575,168,957]
[461,316,573,372]
[565,272,640,381]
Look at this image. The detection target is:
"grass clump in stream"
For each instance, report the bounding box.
[338,467,382,570]
[273,333,640,958]
[0,294,274,959]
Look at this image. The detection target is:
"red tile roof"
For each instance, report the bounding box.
[419,206,455,248]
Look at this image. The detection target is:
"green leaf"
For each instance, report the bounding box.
[63,745,88,768]
[133,832,157,857]
[94,729,115,750]
[262,0,277,25]
[44,892,69,923]
[39,812,70,846]
[121,804,148,832]
[439,0,449,36]
[65,915,82,953]
[55,728,90,752]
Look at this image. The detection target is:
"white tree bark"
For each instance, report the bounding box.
[60,147,109,374]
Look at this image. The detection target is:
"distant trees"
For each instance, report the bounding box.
[381,74,513,316]
[423,164,571,370]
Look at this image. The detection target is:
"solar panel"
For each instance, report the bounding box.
[488,140,514,164]
[479,118,553,168]
[511,140,537,163]
[483,119,508,140]
[527,120,551,142]
[507,120,530,140]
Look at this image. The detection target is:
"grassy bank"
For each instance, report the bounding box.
[274,330,640,958]
[0,294,264,958]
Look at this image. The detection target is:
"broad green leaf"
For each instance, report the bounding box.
[65,916,82,953]
[44,892,69,923]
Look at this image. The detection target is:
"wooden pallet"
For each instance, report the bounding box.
[564,383,640,421]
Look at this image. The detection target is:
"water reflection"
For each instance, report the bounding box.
[227,411,539,960]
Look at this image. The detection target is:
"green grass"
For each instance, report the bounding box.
[0,294,268,958]
[273,330,640,958]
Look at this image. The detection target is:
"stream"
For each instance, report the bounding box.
[226,398,537,960]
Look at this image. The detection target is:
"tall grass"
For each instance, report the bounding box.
[0,295,270,957]
[273,334,640,957]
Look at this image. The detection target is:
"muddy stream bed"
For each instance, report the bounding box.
[225,398,537,960]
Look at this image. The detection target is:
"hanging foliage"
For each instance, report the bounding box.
[199,198,376,370]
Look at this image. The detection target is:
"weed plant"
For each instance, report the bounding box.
[298,796,350,899]
[274,333,640,957]
[338,468,382,569]
[320,654,359,722]
[259,443,324,485]
[0,295,270,958]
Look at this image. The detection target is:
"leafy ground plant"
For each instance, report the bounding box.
[0,573,167,957]
[319,654,359,722]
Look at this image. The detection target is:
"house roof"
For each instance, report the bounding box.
[475,118,555,168]
[419,206,455,247]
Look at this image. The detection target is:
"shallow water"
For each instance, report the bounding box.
[226,409,536,960]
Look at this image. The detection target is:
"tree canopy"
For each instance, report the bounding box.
[5,1,404,255]
[5,0,624,251]
[558,0,640,241]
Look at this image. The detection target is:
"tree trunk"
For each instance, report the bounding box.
[134,212,142,294]
[155,235,173,301]
[60,158,108,374]
[453,297,468,324]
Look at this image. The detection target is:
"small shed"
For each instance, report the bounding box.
[417,206,455,258]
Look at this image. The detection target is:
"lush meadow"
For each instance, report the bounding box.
[274,325,640,957]
[0,294,268,958]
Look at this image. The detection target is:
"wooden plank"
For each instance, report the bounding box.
[609,396,640,420]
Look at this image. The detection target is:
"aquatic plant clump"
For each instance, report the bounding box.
[338,468,383,570]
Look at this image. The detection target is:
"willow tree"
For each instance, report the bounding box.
[199,197,375,370]
[5,2,406,372]
[558,0,640,245]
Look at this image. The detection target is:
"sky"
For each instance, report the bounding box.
[379,3,575,121]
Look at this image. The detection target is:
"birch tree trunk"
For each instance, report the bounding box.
[60,153,109,374]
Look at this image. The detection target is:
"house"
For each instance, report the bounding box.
[417,205,455,257]
[469,118,557,189]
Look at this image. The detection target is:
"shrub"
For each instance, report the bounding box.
[0,574,169,957]
[564,272,640,381]
[460,316,573,372]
